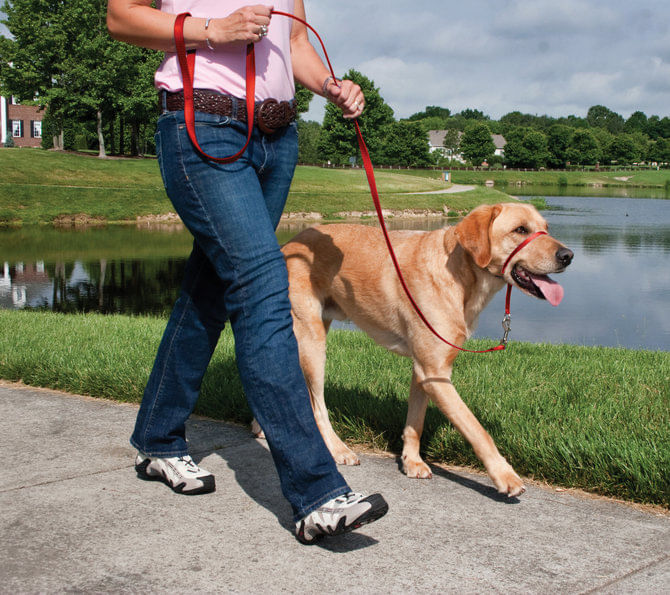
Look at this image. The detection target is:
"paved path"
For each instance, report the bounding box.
[408,183,476,195]
[2,383,668,593]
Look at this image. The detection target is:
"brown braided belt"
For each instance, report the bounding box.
[161,89,297,135]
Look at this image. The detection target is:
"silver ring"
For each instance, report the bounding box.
[353,102,360,110]
[259,24,268,37]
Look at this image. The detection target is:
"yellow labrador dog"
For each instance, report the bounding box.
[258,202,573,497]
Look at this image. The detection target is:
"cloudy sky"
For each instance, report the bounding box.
[300,0,670,122]
[2,0,668,123]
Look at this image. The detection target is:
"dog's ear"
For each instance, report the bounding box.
[455,204,502,268]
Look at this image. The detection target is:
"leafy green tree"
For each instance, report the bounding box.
[318,69,394,164]
[1,0,161,157]
[0,0,69,147]
[294,83,313,116]
[297,120,321,163]
[566,129,601,165]
[503,128,549,169]
[460,121,495,165]
[547,124,573,168]
[587,105,624,134]
[458,108,489,121]
[647,116,670,139]
[407,105,451,121]
[624,111,648,134]
[648,138,670,163]
[607,134,642,165]
[381,121,430,167]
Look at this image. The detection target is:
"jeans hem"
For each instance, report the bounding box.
[129,437,189,459]
[293,485,351,524]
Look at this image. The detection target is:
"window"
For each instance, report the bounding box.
[12,120,23,138]
[31,120,42,138]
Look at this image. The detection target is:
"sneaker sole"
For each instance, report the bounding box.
[296,494,389,544]
[135,458,216,496]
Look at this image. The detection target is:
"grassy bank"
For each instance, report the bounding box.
[0,309,667,506]
[448,168,670,189]
[0,149,508,225]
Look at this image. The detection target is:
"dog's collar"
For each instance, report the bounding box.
[501,231,548,276]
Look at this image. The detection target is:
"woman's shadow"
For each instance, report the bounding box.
[187,373,380,551]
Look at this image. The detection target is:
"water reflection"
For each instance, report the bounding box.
[1,196,668,350]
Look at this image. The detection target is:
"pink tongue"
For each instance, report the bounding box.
[530,274,564,306]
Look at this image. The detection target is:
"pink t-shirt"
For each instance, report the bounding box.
[155,0,295,101]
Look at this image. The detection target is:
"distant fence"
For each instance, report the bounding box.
[300,163,670,172]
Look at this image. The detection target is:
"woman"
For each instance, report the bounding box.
[107,0,387,544]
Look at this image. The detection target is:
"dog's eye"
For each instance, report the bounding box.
[514,226,528,234]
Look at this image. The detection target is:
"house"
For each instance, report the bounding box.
[491,134,507,157]
[1,95,43,147]
[428,130,507,162]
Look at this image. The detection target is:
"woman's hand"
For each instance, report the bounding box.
[207,4,273,47]
[325,78,365,119]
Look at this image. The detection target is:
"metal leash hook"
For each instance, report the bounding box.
[500,313,512,347]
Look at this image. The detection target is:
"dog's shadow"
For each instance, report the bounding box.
[394,456,523,504]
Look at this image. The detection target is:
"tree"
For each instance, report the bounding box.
[503,128,549,169]
[587,105,624,134]
[1,0,162,157]
[407,105,451,121]
[458,108,489,121]
[459,121,495,165]
[566,129,601,165]
[294,83,313,116]
[297,120,321,163]
[0,0,69,148]
[607,135,642,165]
[318,69,394,164]
[381,121,430,167]
[624,111,648,134]
[547,124,573,168]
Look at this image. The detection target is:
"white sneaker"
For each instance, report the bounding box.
[295,492,388,544]
[135,453,215,495]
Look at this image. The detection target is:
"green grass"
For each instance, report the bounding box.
[1,309,667,506]
[449,168,670,188]
[0,149,511,224]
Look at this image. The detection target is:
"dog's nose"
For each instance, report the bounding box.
[556,247,574,267]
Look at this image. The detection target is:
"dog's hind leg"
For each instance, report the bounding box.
[402,371,433,478]
[294,311,361,466]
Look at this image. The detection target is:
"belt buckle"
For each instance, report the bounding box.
[257,98,282,135]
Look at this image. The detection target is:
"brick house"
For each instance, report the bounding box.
[1,96,43,147]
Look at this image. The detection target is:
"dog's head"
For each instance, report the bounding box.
[455,202,573,306]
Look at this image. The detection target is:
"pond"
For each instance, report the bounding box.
[1,196,668,351]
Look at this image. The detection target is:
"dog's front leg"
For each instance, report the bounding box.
[419,373,525,497]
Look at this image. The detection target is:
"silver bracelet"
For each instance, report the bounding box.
[205,17,214,51]
[321,75,338,99]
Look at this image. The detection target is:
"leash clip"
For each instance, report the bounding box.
[500,313,512,346]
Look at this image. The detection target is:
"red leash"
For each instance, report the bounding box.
[174,12,256,163]
[173,12,545,353]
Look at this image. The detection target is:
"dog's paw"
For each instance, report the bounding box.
[491,466,525,497]
[402,457,433,479]
[333,449,360,466]
[250,418,265,439]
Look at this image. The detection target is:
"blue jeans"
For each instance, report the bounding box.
[131,107,349,521]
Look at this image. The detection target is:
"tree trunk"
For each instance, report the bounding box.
[119,116,125,156]
[130,121,139,156]
[97,110,107,159]
[108,118,115,155]
[53,129,64,151]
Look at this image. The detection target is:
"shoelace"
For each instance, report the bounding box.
[177,456,199,471]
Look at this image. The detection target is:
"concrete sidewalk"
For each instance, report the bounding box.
[1,383,668,593]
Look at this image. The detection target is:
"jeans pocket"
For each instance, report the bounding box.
[179,117,249,163]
